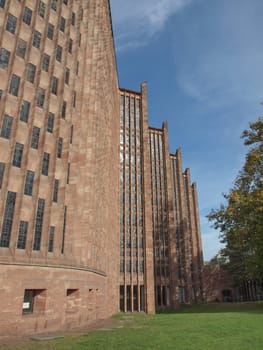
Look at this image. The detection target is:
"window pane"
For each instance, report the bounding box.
[0,191,16,247]
[33,198,45,250]
[9,74,20,96]
[53,179,59,202]
[6,14,17,34]
[60,17,65,32]
[36,88,45,108]
[47,112,54,133]
[47,23,54,39]
[42,152,49,176]
[17,221,28,249]
[24,170,34,196]
[51,76,58,95]
[0,0,6,8]
[56,45,62,62]
[32,31,41,48]
[42,54,50,72]
[57,137,63,158]
[0,48,10,69]
[0,115,13,139]
[12,143,24,167]
[31,126,40,149]
[51,0,57,11]
[23,7,32,25]
[0,162,5,189]
[48,226,55,252]
[26,63,36,83]
[16,39,27,58]
[19,100,30,122]
[61,101,66,119]
[38,1,46,18]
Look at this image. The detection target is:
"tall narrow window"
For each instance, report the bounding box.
[67,163,70,184]
[0,89,2,99]
[0,191,16,247]
[65,68,70,85]
[12,143,24,167]
[51,0,57,11]
[42,152,49,176]
[38,1,46,18]
[16,39,27,58]
[0,162,5,189]
[26,63,36,83]
[53,179,59,202]
[71,12,75,26]
[9,74,20,96]
[57,137,63,158]
[78,33,81,47]
[70,125,73,144]
[0,0,6,8]
[47,23,54,40]
[23,7,32,25]
[17,221,28,249]
[61,101,66,119]
[73,91,76,107]
[56,45,62,62]
[32,31,41,49]
[68,38,73,53]
[0,48,10,69]
[47,112,54,133]
[0,115,13,139]
[31,127,40,149]
[61,206,67,253]
[60,17,65,32]
[42,54,50,72]
[19,100,30,122]
[6,14,17,34]
[24,170,34,195]
[33,198,45,250]
[51,76,58,95]
[48,226,55,252]
[36,88,45,108]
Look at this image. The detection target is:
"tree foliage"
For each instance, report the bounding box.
[207,117,263,283]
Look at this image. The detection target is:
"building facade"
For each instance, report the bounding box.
[119,87,203,312]
[0,0,120,336]
[0,0,203,337]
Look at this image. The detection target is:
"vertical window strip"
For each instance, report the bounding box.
[48,226,55,252]
[0,115,13,139]
[33,198,45,250]
[17,221,28,249]
[53,179,59,202]
[12,143,24,167]
[24,170,35,196]
[31,126,40,149]
[61,206,67,254]
[0,162,5,188]
[0,191,16,247]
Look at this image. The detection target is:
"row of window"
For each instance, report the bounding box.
[0,190,67,251]
[0,117,64,153]
[1,72,76,111]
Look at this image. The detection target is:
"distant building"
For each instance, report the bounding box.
[0,0,203,336]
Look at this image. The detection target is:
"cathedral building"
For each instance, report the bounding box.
[0,0,203,336]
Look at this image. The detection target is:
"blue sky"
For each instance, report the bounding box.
[110,0,263,261]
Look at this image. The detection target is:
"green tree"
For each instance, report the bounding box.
[207,117,263,283]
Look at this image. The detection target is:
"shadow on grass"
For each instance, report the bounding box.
[156,301,263,314]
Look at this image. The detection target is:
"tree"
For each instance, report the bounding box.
[207,117,263,283]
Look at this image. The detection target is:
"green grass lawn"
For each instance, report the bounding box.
[2,302,263,350]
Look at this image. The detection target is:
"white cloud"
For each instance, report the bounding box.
[173,1,263,110]
[110,0,192,51]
